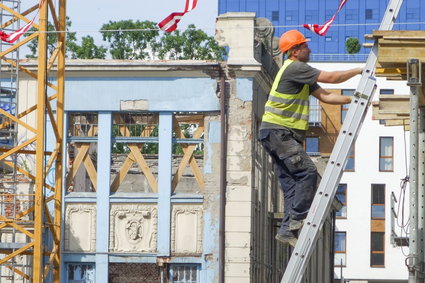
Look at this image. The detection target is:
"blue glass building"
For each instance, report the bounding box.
[218,0,425,61]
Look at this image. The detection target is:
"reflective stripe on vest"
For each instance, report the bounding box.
[262,59,310,130]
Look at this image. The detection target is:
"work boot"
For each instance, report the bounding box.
[275,231,297,247]
[289,218,304,231]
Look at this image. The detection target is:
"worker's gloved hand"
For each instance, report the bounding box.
[359,67,364,74]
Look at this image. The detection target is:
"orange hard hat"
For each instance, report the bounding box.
[279,30,309,53]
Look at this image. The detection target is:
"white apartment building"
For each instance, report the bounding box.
[312,62,410,283]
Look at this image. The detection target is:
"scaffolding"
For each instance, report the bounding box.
[0,0,66,282]
[0,2,32,282]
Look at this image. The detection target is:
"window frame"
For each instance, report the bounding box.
[336,184,347,218]
[271,10,279,22]
[341,89,355,123]
[379,89,394,95]
[379,136,394,172]
[345,9,359,22]
[305,137,320,156]
[67,262,95,282]
[344,145,355,172]
[370,232,385,267]
[365,9,374,20]
[334,231,347,267]
[371,184,385,220]
[169,264,201,283]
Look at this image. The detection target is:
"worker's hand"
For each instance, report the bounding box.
[347,96,353,104]
[358,67,364,75]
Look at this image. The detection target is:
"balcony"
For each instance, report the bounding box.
[311,53,369,62]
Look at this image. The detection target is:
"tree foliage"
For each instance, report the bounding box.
[101,21,226,60]
[158,24,226,60]
[101,20,161,60]
[26,19,226,61]
[25,17,78,58]
[345,37,361,54]
[68,36,107,59]
[25,17,107,59]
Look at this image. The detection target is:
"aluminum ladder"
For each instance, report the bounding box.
[281,0,404,281]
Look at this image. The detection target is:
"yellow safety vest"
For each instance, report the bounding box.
[262,59,310,130]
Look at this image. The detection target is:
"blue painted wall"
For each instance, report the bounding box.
[218,0,425,61]
[61,73,223,282]
[64,77,219,112]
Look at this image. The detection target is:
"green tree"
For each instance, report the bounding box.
[101,20,161,60]
[25,17,78,58]
[345,37,361,54]
[101,20,226,60]
[68,35,107,59]
[159,24,226,60]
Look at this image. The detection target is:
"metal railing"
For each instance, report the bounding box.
[311,53,369,62]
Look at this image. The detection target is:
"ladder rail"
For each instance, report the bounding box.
[281,0,404,282]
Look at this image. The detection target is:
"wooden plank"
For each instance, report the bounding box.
[111,114,159,192]
[372,31,425,67]
[172,143,197,191]
[372,104,409,120]
[66,143,90,187]
[371,219,385,232]
[174,115,204,124]
[187,126,205,191]
[378,95,409,114]
[110,153,135,192]
[379,38,425,46]
[378,47,425,65]
[129,145,158,192]
[83,154,97,191]
[384,119,409,128]
[189,156,205,191]
[372,30,425,38]
[375,67,406,77]
[171,121,205,192]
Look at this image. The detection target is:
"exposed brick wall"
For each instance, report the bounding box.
[3,193,21,218]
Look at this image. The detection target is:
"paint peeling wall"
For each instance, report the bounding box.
[224,76,255,283]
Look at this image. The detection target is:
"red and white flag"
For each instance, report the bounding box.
[158,0,198,32]
[0,20,35,43]
[0,0,44,43]
[303,0,348,36]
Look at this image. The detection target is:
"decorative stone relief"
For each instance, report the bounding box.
[171,205,203,254]
[109,204,157,252]
[64,204,96,252]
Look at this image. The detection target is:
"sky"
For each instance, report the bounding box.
[22,0,218,47]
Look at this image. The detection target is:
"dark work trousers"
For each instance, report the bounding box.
[259,128,318,234]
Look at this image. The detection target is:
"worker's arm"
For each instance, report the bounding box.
[311,87,352,105]
[317,67,362,84]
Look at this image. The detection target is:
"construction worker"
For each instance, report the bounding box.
[258,30,362,247]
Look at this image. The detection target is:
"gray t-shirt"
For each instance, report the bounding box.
[276,60,321,94]
[260,60,321,138]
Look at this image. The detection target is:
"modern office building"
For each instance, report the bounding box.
[218,0,425,61]
[309,62,409,282]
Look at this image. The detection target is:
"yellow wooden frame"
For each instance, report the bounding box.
[172,115,205,192]
[110,114,159,192]
[66,124,98,192]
